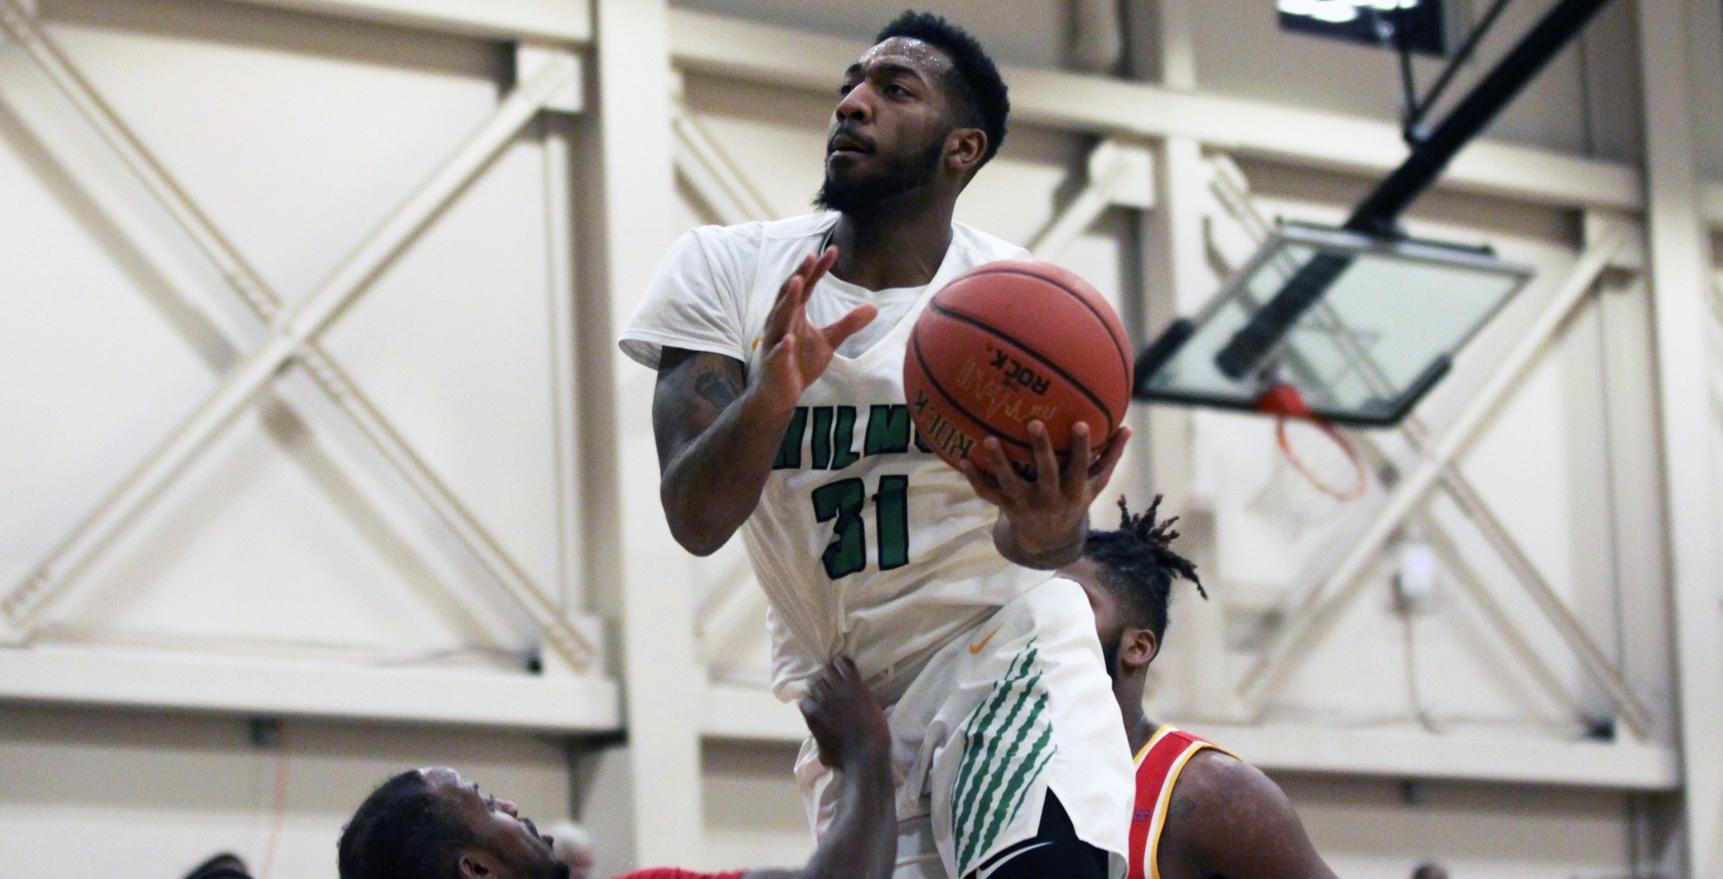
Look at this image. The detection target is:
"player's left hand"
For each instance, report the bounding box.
[799,654,890,771]
[957,420,1130,558]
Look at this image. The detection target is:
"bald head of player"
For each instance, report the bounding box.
[338,767,568,879]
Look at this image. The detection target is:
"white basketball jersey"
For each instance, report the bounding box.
[622,212,1046,699]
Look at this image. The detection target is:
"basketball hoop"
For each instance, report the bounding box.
[1244,381,1370,534]
[1255,382,1368,502]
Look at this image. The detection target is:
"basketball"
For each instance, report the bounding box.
[903,260,1133,476]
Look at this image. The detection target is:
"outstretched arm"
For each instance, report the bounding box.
[653,248,876,555]
[742,656,896,879]
[1165,751,1338,879]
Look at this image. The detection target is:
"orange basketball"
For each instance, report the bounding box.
[903,260,1133,476]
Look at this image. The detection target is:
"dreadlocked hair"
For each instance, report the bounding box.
[1083,495,1205,643]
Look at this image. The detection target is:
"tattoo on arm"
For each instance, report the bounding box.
[652,348,747,473]
[695,367,743,411]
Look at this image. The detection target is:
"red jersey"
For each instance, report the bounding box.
[613,870,745,879]
[1126,725,1232,879]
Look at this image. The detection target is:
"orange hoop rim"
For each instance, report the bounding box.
[1256,383,1369,502]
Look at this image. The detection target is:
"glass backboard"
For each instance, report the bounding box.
[1134,223,1533,427]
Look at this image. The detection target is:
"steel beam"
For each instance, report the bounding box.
[0,33,593,665]
[1136,0,1239,721]
[1635,2,1723,875]
[210,0,590,43]
[0,642,620,732]
[1026,138,1153,258]
[1417,511,1592,721]
[541,117,586,621]
[592,0,705,865]
[695,685,1678,790]
[666,9,1641,216]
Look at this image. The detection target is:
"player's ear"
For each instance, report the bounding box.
[945,127,986,177]
[1122,628,1158,670]
[458,851,496,879]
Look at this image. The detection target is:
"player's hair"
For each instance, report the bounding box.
[875,11,1010,167]
[1084,496,1205,642]
[338,770,473,879]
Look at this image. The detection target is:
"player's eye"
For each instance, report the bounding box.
[838,82,856,96]
[885,83,910,97]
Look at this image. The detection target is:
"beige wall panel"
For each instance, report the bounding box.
[1280,774,1631,878]
[701,742,814,871]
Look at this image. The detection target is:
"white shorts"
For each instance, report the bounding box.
[796,578,1133,878]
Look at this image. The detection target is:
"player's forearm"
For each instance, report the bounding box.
[992,512,1088,569]
[660,385,798,556]
[797,758,897,879]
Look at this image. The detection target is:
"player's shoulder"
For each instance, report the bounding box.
[1173,747,1292,814]
[681,213,836,263]
[1162,735,1336,877]
[950,220,1031,263]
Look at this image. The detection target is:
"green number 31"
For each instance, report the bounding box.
[811,475,909,579]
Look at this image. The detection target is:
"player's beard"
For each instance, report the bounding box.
[814,131,946,214]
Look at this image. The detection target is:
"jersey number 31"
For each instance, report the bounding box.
[811,475,909,579]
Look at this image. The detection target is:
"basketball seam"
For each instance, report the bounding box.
[926,303,1118,435]
[955,266,1132,384]
[910,329,1035,453]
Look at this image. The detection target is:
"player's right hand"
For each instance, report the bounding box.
[757,246,877,412]
[799,654,890,771]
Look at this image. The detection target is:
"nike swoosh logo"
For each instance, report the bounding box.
[968,625,1004,656]
[977,841,1055,879]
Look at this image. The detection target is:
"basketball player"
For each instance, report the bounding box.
[336,657,895,879]
[1067,497,1338,879]
[621,11,1133,879]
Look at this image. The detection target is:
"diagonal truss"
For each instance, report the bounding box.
[670,84,776,225]
[0,0,595,670]
[1205,157,1651,734]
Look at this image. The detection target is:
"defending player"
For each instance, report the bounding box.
[1067,497,1339,879]
[336,657,894,879]
[620,11,1132,879]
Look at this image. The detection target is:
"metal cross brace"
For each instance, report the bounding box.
[670,83,776,225]
[1027,138,1154,259]
[1203,156,1652,735]
[0,0,596,670]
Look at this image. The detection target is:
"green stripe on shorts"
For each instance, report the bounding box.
[951,640,1056,876]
